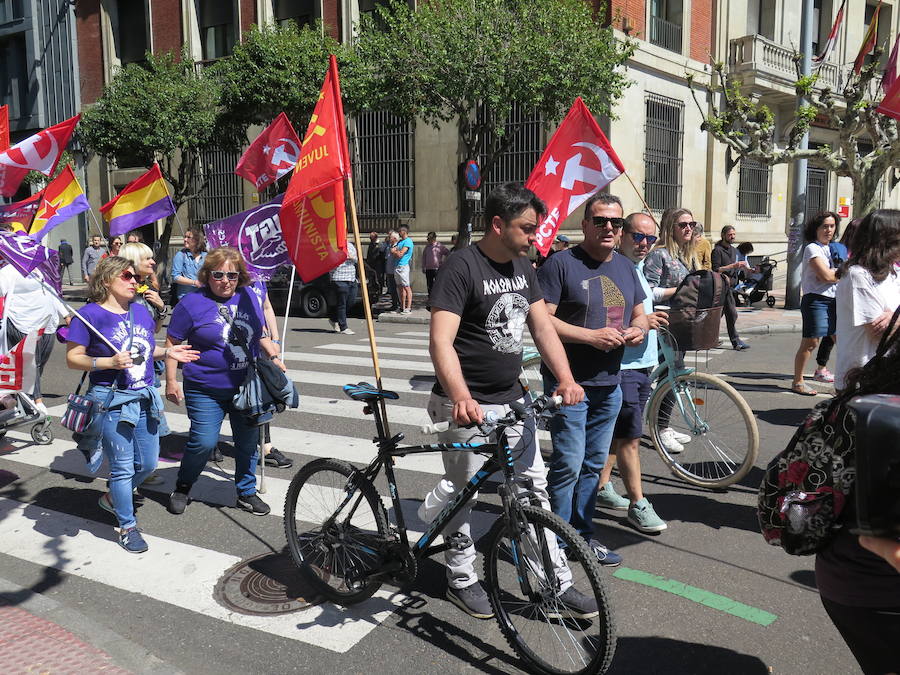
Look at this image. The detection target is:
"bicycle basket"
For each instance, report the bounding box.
[666,306,722,351]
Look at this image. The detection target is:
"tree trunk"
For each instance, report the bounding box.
[852,174,882,221]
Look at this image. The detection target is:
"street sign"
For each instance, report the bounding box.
[464,160,481,190]
[465,190,481,201]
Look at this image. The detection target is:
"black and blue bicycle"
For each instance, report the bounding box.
[284,383,616,675]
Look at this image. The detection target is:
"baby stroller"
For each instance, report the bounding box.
[735,257,777,308]
[0,330,53,445]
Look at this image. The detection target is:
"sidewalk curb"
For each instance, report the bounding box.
[0,575,180,675]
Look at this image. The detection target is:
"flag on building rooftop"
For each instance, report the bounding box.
[280,55,352,282]
[27,165,90,241]
[0,114,79,197]
[525,97,625,256]
[235,112,302,191]
[100,163,175,236]
[854,1,882,75]
[813,0,845,68]
[882,33,900,92]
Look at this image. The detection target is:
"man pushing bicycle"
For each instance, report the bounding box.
[427,183,587,619]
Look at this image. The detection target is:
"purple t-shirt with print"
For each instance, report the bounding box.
[167,286,264,390]
[68,303,157,389]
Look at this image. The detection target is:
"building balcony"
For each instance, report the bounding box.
[729,34,840,103]
[648,15,682,55]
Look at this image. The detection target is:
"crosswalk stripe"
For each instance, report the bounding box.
[285,368,435,396]
[316,343,431,358]
[0,496,399,653]
[281,352,434,373]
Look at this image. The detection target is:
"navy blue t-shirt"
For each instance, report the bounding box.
[538,247,645,387]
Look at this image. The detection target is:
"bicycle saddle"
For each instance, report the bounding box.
[343,382,399,402]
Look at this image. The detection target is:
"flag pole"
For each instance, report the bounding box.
[279,266,297,358]
[37,280,121,354]
[623,172,659,226]
[173,211,188,237]
[345,175,391,436]
[86,209,106,239]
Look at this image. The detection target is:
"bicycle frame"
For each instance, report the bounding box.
[645,329,710,434]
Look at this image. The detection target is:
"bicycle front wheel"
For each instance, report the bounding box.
[284,458,389,604]
[484,504,616,675]
[647,371,759,489]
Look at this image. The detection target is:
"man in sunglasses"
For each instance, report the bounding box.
[538,193,650,567]
[597,212,669,532]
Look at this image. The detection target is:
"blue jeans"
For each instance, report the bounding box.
[101,401,159,530]
[544,377,623,542]
[177,384,260,496]
[328,280,357,331]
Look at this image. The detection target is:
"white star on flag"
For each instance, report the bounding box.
[544,156,560,175]
[262,144,270,155]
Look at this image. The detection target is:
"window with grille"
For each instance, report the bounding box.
[649,0,683,53]
[643,93,684,211]
[805,166,829,224]
[349,111,415,232]
[737,158,771,216]
[116,0,148,65]
[189,149,244,226]
[472,104,544,226]
[199,0,235,60]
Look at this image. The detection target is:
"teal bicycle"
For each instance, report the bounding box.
[521,326,758,489]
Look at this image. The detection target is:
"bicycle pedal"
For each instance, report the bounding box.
[445,532,473,551]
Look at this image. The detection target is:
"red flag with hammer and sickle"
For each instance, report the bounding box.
[525,98,624,256]
[279,55,352,282]
[234,112,302,191]
[0,115,79,197]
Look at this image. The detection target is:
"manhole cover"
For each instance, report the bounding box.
[213,552,321,616]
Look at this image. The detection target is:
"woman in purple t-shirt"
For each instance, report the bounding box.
[66,257,199,554]
[164,247,284,517]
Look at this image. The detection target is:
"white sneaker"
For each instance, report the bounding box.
[329,320,339,332]
[659,427,684,454]
[402,308,412,314]
[667,428,692,444]
[340,328,355,335]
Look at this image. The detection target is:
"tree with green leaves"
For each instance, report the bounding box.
[210,22,343,145]
[78,50,221,276]
[344,0,633,244]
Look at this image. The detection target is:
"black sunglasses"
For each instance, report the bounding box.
[593,216,625,230]
[210,271,239,281]
[630,232,658,246]
[676,220,698,229]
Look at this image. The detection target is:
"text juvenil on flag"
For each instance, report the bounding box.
[235,112,302,191]
[0,114,79,197]
[279,55,352,282]
[100,163,176,236]
[525,97,625,256]
[28,165,90,241]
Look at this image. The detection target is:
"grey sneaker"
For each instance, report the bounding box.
[446,582,494,619]
[628,498,667,533]
[546,586,599,620]
[596,482,629,511]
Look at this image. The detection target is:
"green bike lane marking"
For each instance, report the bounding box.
[613,567,778,627]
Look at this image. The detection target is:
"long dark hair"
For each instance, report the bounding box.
[845,209,900,283]
[803,211,841,243]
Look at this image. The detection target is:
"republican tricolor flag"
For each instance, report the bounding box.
[28,165,90,241]
[279,55,352,282]
[100,163,176,236]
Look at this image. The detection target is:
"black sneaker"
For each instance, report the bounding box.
[546,586,599,620]
[168,484,191,515]
[209,446,224,463]
[446,582,494,619]
[260,447,293,468]
[236,493,271,516]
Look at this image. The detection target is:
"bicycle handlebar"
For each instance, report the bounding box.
[420,395,563,435]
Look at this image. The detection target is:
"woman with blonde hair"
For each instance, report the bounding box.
[165,247,285,517]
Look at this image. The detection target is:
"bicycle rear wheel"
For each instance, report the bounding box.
[647,371,759,489]
[484,504,616,675]
[284,458,389,604]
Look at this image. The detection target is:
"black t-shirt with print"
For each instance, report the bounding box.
[429,244,542,404]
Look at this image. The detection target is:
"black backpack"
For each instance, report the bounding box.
[665,270,729,350]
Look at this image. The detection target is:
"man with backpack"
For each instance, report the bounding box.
[538,194,649,566]
[711,225,751,350]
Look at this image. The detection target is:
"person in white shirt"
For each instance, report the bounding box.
[834,209,900,391]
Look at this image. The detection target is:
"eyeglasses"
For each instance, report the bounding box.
[676,221,698,229]
[593,216,625,230]
[119,271,136,282]
[630,232,658,246]
[210,270,239,281]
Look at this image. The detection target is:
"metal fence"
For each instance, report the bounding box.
[188,149,244,227]
[643,93,684,212]
[805,166,829,224]
[737,158,771,216]
[473,104,544,228]
[349,110,415,233]
[649,14,682,54]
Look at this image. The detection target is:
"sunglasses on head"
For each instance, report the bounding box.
[210,270,239,281]
[119,271,137,282]
[593,216,625,230]
[630,232,658,246]
[677,220,698,229]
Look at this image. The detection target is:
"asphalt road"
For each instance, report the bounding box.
[0,318,861,675]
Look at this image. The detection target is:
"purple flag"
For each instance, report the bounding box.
[203,194,290,281]
[0,230,53,278]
